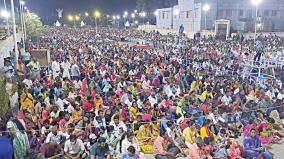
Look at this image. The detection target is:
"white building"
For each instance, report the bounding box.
[156,0,284,33]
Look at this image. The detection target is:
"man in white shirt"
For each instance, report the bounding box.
[64,134,85,158]
[45,125,68,144]
[61,59,71,79]
[52,59,61,78]
[221,91,232,106]
[109,115,127,134]
[121,132,140,154]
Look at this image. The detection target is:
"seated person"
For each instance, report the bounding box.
[121,132,140,155]
[136,121,158,154]
[182,120,198,148]
[188,137,213,159]
[90,137,111,159]
[64,134,85,159]
[121,146,139,159]
[243,128,273,159]
[153,130,180,159]
[39,142,63,159]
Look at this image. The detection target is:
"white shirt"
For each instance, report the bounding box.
[277,92,284,100]
[221,95,232,105]
[52,61,60,72]
[56,98,64,111]
[109,121,127,134]
[64,139,85,155]
[121,137,140,154]
[45,131,68,144]
[148,95,157,107]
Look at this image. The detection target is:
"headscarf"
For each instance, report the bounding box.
[6,121,30,159]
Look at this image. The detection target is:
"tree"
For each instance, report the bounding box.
[24,12,44,37]
[136,0,146,12]
[0,73,9,119]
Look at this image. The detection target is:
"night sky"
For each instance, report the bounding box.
[1,0,138,22]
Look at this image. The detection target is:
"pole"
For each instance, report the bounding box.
[254,4,258,45]
[204,11,207,30]
[95,17,97,34]
[19,2,25,49]
[10,0,18,65]
[23,9,26,40]
[4,0,10,36]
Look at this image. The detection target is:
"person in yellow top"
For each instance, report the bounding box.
[129,103,142,124]
[136,121,158,154]
[199,87,213,103]
[200,119,218,141]
[182,120,198,148]
[20,89,35,114]
[189,81,199,94]
[71,103,83,124]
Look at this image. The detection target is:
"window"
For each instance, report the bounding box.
[263,10,269,16]
[162,12,165,19]
[186,11,190,18]
[226,10,232,16]
[239,10,243,16]
[272,10,277,16]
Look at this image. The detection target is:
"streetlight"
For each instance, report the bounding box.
[202,4,210,30]
[140,12,146,25]
[135,20,138,25]
[124,11,128,17]
[116,15,120,20]
[85,12,89,17]
[154,10,159,17]
[1,10,10,18]
[19,0,26,48]
[171,9,179,29]
[75,15,80,21]
[10,0,19,65]
[251,0,263,44]
[3,0,10,36]
[94,11,101,34]
[131,13,135,23]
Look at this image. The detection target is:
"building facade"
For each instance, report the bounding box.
[156,0,284,33]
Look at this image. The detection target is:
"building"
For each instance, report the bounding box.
[156,0,284,33]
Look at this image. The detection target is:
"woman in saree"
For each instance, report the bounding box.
[136,121,159,154]
[6,119,30,159]
[20,89,35,115]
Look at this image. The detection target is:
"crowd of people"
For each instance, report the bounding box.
[1,26,284,159]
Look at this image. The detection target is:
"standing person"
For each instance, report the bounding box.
[51,59,61,78]
[16,58,26,80]
[6,120,30,159]
[71,62,81,80]
[0,121,13,159]
[21,49,31,65]
[61,58,71,79]
[243,128,273,159]
[27,57,41,80]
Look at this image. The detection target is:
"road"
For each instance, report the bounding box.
[0,33,21,68]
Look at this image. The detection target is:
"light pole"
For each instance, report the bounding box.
[68,15,74,26]
[116,15,120,27]
[10,0,18,65]
[202,4,210,30]
[173,9,179,30]
[140,11,146,25]
[19,0,25,49]
[94,11,101,34]
[3,0,10,36]
[131,13,135,24]
[251,0,263,44]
